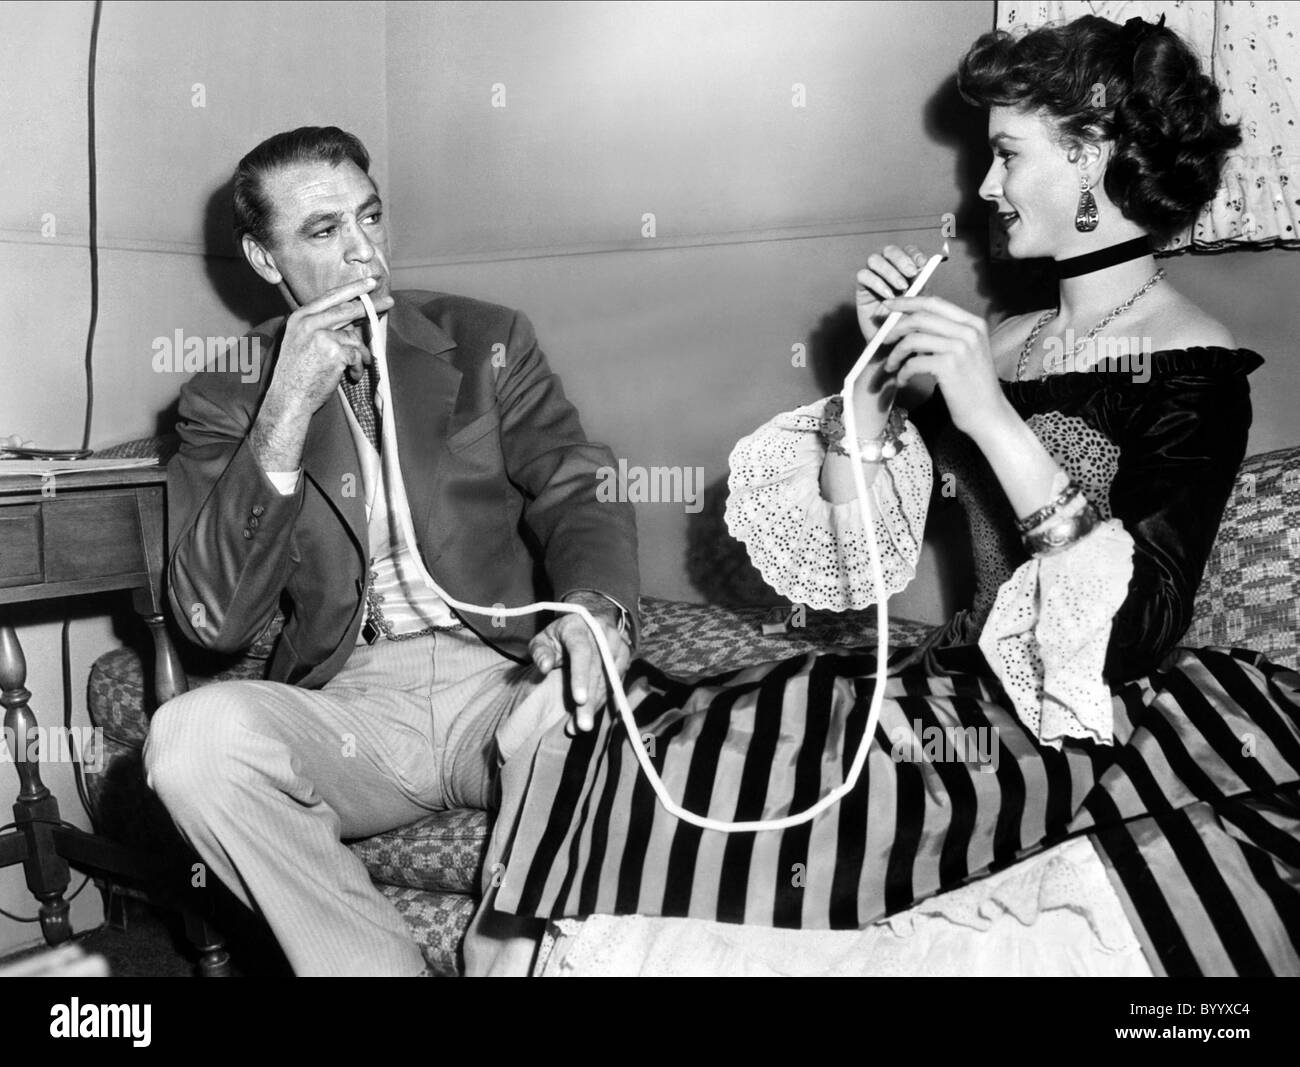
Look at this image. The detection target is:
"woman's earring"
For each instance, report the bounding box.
[1075,176,1099,232]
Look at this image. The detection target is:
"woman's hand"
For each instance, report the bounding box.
[856,244,930,343]
[879,295,1014,442]
[881,294,1068,520]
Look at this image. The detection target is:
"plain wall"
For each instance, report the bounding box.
[386,0,996,610]
[386,0,1298,610]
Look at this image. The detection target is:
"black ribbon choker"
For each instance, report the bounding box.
[1054,235,1153,279]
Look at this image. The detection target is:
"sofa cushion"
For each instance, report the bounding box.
[88,646,271,746]
[347,809,490,895]
[379,885,476,976]
[1186,445,1300,669]
[637,595,936,676]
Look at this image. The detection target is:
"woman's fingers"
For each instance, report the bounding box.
[883,295,986,331]
[882,315,981,373]
[856,268,895,303]
[878,332,961,374]
[865,251,913,294]
[894,352,944,389]
[885,310,976,341]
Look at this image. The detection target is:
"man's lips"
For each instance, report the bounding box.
[996,210,1020,228]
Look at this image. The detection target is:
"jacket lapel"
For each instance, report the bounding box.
[386,296,461,566]
[301,392,368,557]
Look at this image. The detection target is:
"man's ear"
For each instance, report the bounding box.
[242,234,283,286]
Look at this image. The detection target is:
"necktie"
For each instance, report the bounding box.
[341,357,381,451]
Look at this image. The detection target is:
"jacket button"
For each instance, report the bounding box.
[249,516,260,529]
[242,528,253,539]
[252,504,265,517]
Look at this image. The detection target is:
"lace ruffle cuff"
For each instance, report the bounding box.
[725,397,932,610]
[978,518,1135,748]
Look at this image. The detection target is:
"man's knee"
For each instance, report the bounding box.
[144,682,268,816]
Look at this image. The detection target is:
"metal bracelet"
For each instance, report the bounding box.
[822,400,907,462]
[1015,482,1085,536]
[1021,501,1101,556]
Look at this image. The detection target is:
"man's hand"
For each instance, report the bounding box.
[250,277,396,473]
[528,592,631,734]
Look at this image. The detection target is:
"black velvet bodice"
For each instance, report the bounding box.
[920,348,1263,682]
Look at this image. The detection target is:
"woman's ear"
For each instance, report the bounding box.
[1067,136,1109,188]
[242,234,283,286]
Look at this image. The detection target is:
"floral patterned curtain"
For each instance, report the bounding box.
[995,1,1300,250]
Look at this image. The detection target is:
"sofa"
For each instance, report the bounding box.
[84,444,1300,975]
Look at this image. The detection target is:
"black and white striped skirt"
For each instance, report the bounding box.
[494,643,1300,976]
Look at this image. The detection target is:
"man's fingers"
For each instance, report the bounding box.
[529,632,561,674]
[297,277,378,317]
[334,337,371,382]
[300,289,394,334]
[310,298,376,332]
[564,628,593,709]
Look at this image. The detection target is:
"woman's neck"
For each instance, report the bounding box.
[1056,253,1159,324]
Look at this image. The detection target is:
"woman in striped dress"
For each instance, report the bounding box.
[478,14,1300,976]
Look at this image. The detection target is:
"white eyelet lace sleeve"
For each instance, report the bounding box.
[977,518,1135,748]
[724,397,932,611]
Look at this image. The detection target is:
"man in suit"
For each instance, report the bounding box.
[143,126,639,976]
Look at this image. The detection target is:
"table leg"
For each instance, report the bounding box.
[183,910,234,977]
[0,624,72,944]
[142,613,188,704]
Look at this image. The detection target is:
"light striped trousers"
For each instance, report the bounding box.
[143,627,566,976]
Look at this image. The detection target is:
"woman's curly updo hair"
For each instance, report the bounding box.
[957,14,1241,242]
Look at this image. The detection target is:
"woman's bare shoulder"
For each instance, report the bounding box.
[1138,288,1238,351]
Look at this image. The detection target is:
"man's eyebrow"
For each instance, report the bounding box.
[295,195,384,237]
[297,209,343,236]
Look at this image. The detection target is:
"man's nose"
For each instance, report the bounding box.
[343,223,376,263]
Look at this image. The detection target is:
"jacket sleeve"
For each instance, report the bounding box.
[1103,364,1253,681]
[166,336,304,653]
[494,311,641,640]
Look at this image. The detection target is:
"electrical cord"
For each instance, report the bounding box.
[62,616,97,823]
[80,0,103,452]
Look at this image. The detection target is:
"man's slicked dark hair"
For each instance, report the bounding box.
[232,126,372,247]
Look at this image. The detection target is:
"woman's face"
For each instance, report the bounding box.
[978,105,1096,260]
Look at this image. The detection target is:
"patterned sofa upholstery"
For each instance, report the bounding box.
[84,444,1299,974]
[1184,445,1300,669]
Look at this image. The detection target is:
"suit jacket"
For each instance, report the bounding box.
[167,290,640,688]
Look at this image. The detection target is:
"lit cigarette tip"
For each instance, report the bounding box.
[940,240,950,260]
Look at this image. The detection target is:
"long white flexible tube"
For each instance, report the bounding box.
[361,260,939,832]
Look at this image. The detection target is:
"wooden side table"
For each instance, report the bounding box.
[0,466,229,974]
